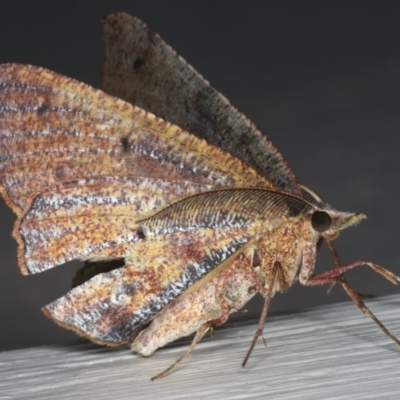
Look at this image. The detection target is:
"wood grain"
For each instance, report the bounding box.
[1,294,399,399]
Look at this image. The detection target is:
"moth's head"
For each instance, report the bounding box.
[309,208,366,240]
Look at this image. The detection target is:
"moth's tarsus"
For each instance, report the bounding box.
[339,276,400,346]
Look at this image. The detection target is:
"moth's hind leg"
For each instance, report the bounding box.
[151,323,211,381]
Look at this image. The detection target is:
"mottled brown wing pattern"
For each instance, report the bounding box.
[0,64,272,216]
[14,177,214,274]
[131,245,260,357]
[43,188,313,344]
[101,13,300,195]
[0,55,313,349]
[43,229,254,344]
[0,63,279,277]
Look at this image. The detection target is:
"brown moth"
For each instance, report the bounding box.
[0,13,399,380]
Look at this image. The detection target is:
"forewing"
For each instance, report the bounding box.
[101,13,300,195]
[0,63,270,215]
[15,177,214,274]
[43,225,257,345]
[43,189,312,344]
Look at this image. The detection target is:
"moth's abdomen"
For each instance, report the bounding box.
[132,249,259,356]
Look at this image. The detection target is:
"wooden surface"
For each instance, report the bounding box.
[1,294,399,399]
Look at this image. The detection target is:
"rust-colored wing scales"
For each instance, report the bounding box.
[132,246,260,356]
[43,228,255,344]
[0,63,272,215]
[101,13,300,195]
[43,189,313,344]
[15,177,214,274]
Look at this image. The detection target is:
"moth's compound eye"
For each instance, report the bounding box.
[311,211,332,232]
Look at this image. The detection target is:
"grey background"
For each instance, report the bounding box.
[0,1,399,351]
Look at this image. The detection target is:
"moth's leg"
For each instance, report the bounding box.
[305,260,400,286]
[339,276,400,345]
[325,240,387,299]
[325,239,340,294]
[302,262,400,346]
[241,227,305,367]
[242,260,281,368]
[299,229,400,286]
[151,323,211,381]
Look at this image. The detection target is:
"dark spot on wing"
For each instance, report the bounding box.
[37,104,49,115]
[121,136,130,151]
[121,282,137,296]
[54,166,66,180]
[133,57,145,70]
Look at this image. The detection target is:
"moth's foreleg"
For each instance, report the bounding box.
[325,242,379,299]
[302,261,400,346]
[304,260,400,286]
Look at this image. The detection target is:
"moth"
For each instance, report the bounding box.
[0,13,399,380]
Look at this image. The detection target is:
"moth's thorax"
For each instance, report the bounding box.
[256,217,308,294]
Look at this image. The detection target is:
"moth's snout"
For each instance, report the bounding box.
[336,212,366,231]
[318,210,366,239]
